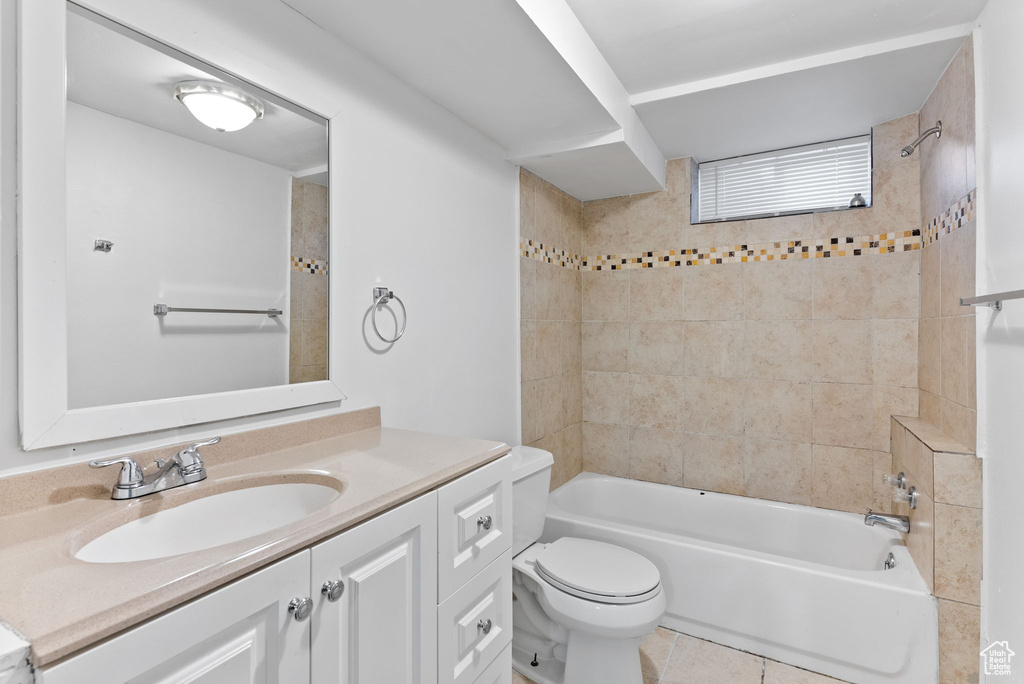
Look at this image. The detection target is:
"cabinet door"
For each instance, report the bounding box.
[310,492,438,684]
[40,552,311,684]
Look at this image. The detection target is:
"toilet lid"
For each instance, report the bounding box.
[534,538,661,600]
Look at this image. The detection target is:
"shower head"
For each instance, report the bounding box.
[899,121,942,157]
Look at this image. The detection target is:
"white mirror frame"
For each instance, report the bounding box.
[17,0,345,449]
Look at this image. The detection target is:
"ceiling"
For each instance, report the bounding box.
[67,8,328,175]
[281,0,985,200]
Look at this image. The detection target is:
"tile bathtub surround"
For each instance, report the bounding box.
[891,416,982,684]
[520,169,584,490]
[577,114,922,514]
[290,178,330,383]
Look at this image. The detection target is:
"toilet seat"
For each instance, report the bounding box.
[533,538,661,605]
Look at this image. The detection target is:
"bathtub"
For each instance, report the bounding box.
[540,473,937,684]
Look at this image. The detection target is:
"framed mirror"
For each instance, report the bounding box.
[17,0,345,449]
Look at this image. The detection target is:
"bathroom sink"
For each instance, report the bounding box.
[75,483,340,563]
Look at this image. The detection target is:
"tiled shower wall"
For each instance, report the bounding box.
[520,170,584,489]
[289,178,329,383]
[576,115,923,515]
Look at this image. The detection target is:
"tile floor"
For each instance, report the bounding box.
[511,627,849,684]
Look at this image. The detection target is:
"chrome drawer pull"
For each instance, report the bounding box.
[477,618,492,634]
[288,597,313,622]
[321,579,345,602]
[477,515,493,530]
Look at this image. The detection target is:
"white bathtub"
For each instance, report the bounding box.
[541,473,937,684]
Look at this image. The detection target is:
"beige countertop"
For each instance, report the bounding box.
[0,408,508,667]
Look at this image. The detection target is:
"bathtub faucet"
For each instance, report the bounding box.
[864,509,910,533]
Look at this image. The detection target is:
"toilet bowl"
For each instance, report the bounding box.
[509,447,665,684]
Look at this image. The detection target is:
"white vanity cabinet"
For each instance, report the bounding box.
[36,456,512,684]
[39,551,312,684]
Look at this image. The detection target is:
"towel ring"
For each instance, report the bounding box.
[371,287,406,343]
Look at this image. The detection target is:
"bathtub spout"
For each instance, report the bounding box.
[864,509,910,533]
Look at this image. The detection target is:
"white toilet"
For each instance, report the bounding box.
[509,446,666,684]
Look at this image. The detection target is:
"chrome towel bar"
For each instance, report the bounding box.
[154,304,282,318]
[960,288,1024,312]
[371,287,407,343]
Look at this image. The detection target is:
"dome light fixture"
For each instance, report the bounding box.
[173,80,265,133]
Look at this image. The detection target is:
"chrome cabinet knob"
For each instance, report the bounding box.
[288,596,314,622]
[477,618,492,634]
[477,515,493,530]
[321,579,345,603]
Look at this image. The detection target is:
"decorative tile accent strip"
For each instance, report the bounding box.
[581,229,921,270]
[521,239,582,270]
[291,256,329,275]
[925,189,976,246]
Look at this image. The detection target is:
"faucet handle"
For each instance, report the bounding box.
[176,436,220,473]
[89,457,143,488]
[882,472,907,489]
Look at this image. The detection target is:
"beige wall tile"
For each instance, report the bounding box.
[629,321,686,375]
[535,179,567,248]
[307,274,328,320]
[873,249,921,319]
[684,321,747,378]
[681,433,744,495]
[872,160,922,232]
[811,445,891,514]
[683,377,745,437]
[940,221,976,319]
[812,256,873,319]
[521,320,539,382]
[938,598,981,684]
[522,380,542,444]
[940,396,977,452]
[811,320,872,384]
[746,320,812,382]
[628,427,683,486]
[301,318,328,366]
[873,386,919,453]
[743,260,813,320]
[919,317,940,394]
[812,383,873,450]
[582,321,629,373]
[812,210,842,239]
[538,375,566,438]
[743,438,813,505]
[628,191,689,252]
[519,169,537,242]
[744,380,813,443]
[535,262,563,321]
[682,264,744,321]
[520,256,537,320]
[629,374,686,430]
[563,372,583,426]
[940,316,969,405]
[934,452,982,508]
[562,321,582,373]
[629,268,685,321]
[582,422,628,477]
[582,195,630,256]
[563,267,582,321]
[582,371,628,425]
[551,423,583,490]
[921,242,940,318]
[535,320,563,379]
[920,389,941,426]
[872,319,919,388]
[583,270,629,321]
[966,318,976,410]
[934,503,983,604]
[743,213,813,245]
[872,113,921,171]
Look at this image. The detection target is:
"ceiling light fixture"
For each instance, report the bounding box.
[173,80,265,132]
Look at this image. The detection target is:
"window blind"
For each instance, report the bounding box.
[697,135,872,222]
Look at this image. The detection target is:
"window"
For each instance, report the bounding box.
[696,135,872,223]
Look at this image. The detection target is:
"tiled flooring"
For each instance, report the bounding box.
[511,627,849,684]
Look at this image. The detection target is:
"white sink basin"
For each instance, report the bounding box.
[75,483,340,563]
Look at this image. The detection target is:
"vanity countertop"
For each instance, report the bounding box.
[0,408,508,667]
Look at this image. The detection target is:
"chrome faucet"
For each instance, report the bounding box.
[864,509,910,534]
[90,437,220,500]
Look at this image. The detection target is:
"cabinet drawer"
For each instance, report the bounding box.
[438,550,513,684]
[473,644,512,684]
[437,455,512,601]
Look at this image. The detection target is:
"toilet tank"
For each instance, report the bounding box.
[510,446,553,556]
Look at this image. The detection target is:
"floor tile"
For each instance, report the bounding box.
[640,627,678,678]
[764,659,847,683]
[661,634,764,683]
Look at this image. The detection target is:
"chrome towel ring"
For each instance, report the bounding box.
[371,287,407,343]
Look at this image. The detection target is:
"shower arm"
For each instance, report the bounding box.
[901,121,942,157]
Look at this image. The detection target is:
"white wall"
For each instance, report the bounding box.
[0,0,519,475]
[66,102,291,408]
[975,0,1024,669]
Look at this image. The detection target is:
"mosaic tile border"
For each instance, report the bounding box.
[520,240,582,269]
[924,189,976,246]
[291,256,328,275]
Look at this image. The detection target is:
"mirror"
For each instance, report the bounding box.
[65,5,329,409]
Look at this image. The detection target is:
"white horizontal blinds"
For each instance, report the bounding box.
[698,135,872,222]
